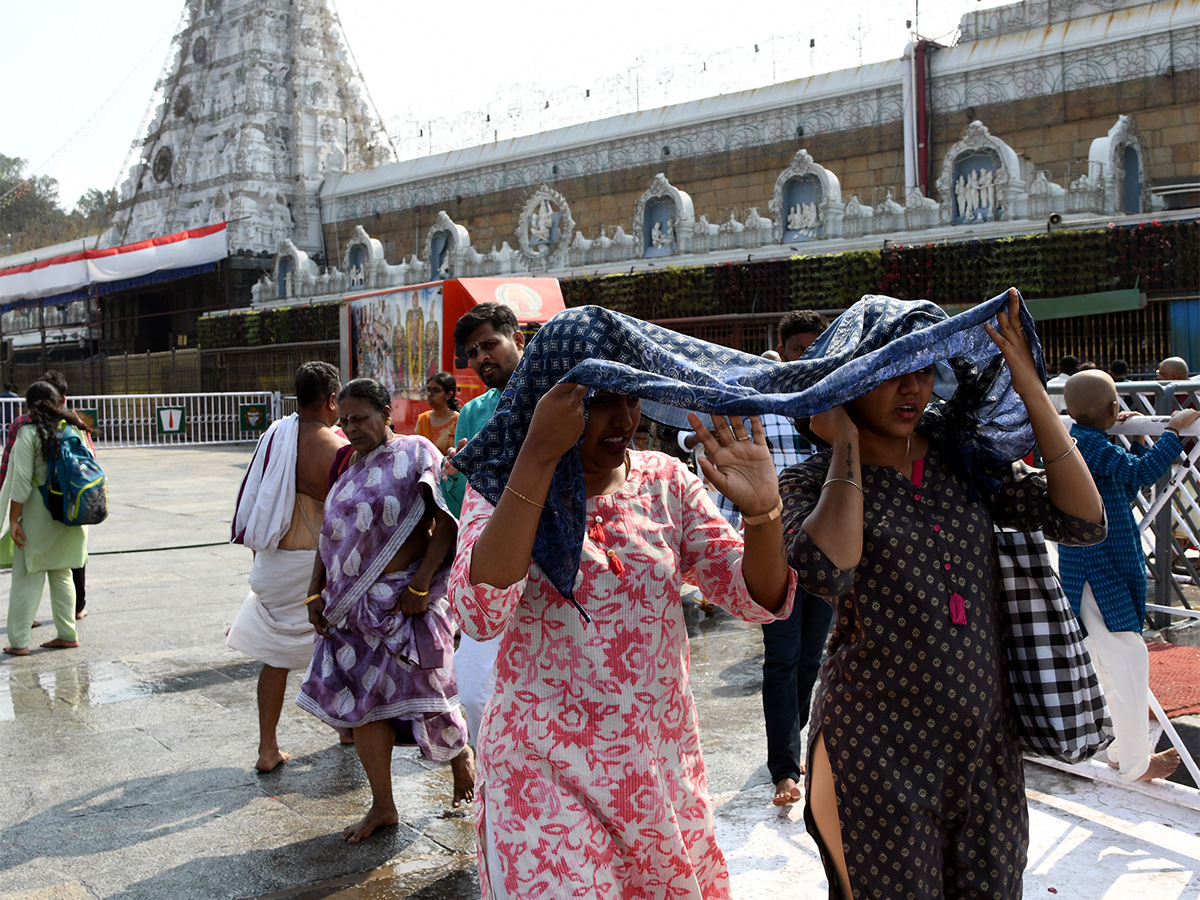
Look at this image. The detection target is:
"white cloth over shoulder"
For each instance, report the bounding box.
[231,414,298,552]
[227,548,317,670]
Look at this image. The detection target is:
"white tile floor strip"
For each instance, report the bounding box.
[714,763,1200,899]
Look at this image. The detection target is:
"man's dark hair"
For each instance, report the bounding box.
[1110,359,1129,378]
[295,361,341,408]
[339,378,391,413]
[1058,355,1079,376]
[778,309,829,344]
[41,369,69,398]
[453,302,519,346]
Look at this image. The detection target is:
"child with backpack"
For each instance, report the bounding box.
[1,381,98,655]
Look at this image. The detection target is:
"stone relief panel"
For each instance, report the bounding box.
[424,211,469,279]
[632,174,694,259]
[516,184,575,268]
[936,121,1027,225]
[769,149,844,243]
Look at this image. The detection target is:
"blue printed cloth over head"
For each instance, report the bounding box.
[452,290,1045,600]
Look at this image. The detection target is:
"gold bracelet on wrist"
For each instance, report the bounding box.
[304,593,322,605]
[742,498,783,526]
[406,585,430,597]
[504,484,545,509]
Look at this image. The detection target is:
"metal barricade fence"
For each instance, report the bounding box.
[1047,379,1200,622]
[0,392,283,449]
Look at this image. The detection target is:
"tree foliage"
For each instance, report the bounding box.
[0,154,116,257]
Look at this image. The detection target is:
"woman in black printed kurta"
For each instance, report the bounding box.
[781,291,1105,900]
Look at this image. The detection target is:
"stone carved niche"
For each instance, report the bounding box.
[1088,115,1150,216]
[516,184,575,268]
[343,225,383,289]
[274,239,317,300]
[424,211,470,280]
[633,174,694,259]
[769,149,844,243]
[936,121,1027,225]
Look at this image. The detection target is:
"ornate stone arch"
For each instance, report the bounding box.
[343,225,383,289]
[515,183,575,268]
[935,121,1027,225]
[273,239,316,299]
[632,173,694,258]
[423,211,469,279]
[768,149,844,242]
[1088,115,1151,215]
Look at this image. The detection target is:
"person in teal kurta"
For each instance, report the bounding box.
[2,382,90,655]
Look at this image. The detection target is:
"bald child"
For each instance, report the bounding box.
[1058,370,1198,781]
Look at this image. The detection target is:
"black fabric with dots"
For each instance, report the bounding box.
[780,447,1105,900]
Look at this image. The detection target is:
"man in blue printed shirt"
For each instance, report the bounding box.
[1059,369,1199,782]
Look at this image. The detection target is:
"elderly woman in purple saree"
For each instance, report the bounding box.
[299,378,474,843]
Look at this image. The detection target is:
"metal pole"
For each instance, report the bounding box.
[1152,383,1173,629]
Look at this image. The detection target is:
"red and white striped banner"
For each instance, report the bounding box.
[0,223,228,304]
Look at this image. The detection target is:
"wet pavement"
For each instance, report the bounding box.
[1,445,1198,899]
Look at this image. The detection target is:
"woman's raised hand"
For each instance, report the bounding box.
[985,287,1042,397]
[688,413,779,517]
[809,406,857,448]
[526,382,589,462]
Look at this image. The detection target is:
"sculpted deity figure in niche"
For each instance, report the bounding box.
[437,249,451,278]
[967,169,981,215]
[955,175,968,218]
[284,269,294,297]
[349,263,366,287]
[788,203,819,232]
[651,219,676,249]
[529,200,555,244]
[980,168,995,213]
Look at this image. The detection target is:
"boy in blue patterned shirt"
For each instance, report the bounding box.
[1059,370,1198,781]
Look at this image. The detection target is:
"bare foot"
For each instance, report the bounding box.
[75,610,88,620]
[772,777,802,806]
[39,638,80,649]
[255,749,290,772]
[450,746,476,807]
[1135,749,1181,782]
[342,803,399,843]
[30,620,42,628]
[339,733,356,745]
[3,646,29,656]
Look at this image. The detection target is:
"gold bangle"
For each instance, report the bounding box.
[821,478,864,496]
[504,484,545,509]
[1043,438,1078,465]
[406,585,430,597]
[304,593,322,605]
[742,498,783,526]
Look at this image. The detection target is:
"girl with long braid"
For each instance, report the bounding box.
[1,381,92,655]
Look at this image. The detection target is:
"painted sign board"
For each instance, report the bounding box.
[239,403,269,432]
[156,406,187,435]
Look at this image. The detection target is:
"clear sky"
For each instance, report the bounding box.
[0,0,1002,213]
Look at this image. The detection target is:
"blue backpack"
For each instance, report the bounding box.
[38,422,108,526]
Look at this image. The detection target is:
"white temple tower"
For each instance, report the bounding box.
[105,0,391,256]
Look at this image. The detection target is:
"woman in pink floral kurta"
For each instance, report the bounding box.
[450,386,796,899]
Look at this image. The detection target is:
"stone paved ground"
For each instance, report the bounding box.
[0,446,1197,899]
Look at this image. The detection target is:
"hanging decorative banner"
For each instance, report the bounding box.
[238,403,268,432]
[156,406,187,435]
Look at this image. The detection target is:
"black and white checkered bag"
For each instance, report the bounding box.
[994,528,1113,763]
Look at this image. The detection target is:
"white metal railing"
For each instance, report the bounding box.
[0,392,283,448]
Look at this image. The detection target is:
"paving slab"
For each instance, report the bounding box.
[0,445,1197,900]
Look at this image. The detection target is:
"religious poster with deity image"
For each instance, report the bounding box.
[348,285,444,400]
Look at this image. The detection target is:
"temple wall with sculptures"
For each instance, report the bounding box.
[316,74,1195,274]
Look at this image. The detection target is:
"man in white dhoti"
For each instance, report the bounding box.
[229,362,347,771]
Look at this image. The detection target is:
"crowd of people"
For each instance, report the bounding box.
[2,294,1195,899]
[220,295,1197,896]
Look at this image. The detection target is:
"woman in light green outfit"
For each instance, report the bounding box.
[2,381,90,656]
